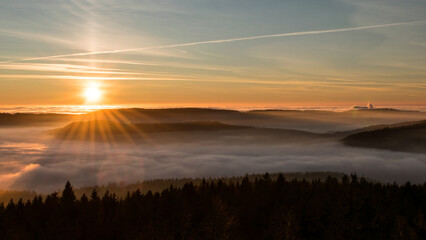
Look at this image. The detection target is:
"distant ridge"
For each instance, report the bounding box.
[51,120,328,143]
[349,108,418,112]
[0,113,76,126]
[52,120,250,135]
[342,120,426,153]
[2,108,425,133]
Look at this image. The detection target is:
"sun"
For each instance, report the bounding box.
[83,82,102,103]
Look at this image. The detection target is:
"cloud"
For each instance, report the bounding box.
[0,29,77,48]
[0,63,140,75]
[1,126,425,193]
[2,20,425,64]
[0,163,40,189]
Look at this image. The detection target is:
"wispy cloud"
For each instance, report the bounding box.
[2,20,425,64]
[1,72,424,91]
[0,29,77,48]
[0,63,141,75]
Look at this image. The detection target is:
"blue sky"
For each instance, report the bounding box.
[0,0,425,106]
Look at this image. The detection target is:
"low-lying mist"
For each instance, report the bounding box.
[1,125,425,193]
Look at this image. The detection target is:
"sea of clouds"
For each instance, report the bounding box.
[0,127,425,193]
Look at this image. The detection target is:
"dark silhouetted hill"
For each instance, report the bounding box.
[0,113,76,127]
[51,120,330,143]
[342,120,426,153]
[81,107,426,132]
[3,108,426,132]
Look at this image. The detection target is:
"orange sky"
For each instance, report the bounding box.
[1,0,425,107]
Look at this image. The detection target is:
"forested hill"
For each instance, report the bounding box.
[50,120,328,143]
[342,120,426,153]
[0,172,347,204]
[1,174,425,239]
[0,113,75,126]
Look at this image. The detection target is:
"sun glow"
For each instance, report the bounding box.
[84,82,102,103]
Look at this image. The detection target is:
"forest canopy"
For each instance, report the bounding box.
[1,173,425,239]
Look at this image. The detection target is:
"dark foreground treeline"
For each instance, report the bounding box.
[0,172,346,204]
[1,174,425,240]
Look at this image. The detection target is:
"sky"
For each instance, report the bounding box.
[0,0,426,107]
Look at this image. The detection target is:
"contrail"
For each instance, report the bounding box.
[2,20,425,63]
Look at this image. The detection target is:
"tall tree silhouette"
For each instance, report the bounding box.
[0,174,425,239]
[61,181,76,205]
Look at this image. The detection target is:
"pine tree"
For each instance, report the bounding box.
[61,181,76,204]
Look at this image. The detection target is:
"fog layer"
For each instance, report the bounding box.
[1,125,425,193]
